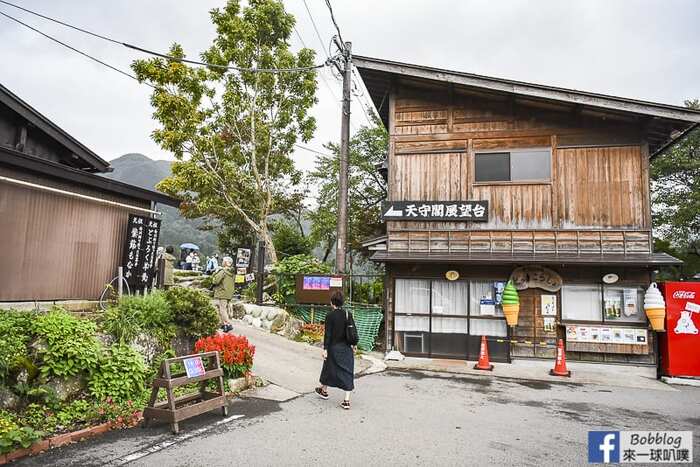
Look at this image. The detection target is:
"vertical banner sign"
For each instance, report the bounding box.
[122,214,161,291]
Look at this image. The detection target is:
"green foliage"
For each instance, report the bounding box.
[308,120,388,263]
[272,219,312,259]
[0,310,34,379]
[654,238,700,281]
[165,287,219,339]
[32,309,101,378]
[102,291,175,346]
[131,0,318,264]
[271,254,331,303]
[0,426,42,454]
[351,278,384,305]
[88,344,146,403]
[651,99,700,272]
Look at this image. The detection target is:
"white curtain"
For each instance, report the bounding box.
[469,319,507,337]
[432,281,468,316]
[395,315,429,332]
[431,317,468,334]
[395,279,430,315]
[470,281,504,317]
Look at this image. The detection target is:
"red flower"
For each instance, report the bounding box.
[194,333,256,378]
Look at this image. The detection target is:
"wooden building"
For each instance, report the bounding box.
[356,57,700,365]
[0,83,178,302]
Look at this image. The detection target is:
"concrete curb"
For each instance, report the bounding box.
[0,415,143,465]
[359,354,387,376]
[661,376,700,387]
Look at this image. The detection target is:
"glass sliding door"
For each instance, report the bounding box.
[430,280,469,358]
[394,279,431,355]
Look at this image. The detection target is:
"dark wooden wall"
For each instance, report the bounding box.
[386,81,652,255]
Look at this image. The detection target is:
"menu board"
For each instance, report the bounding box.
[566,325,647,345]
[121,214,161,291]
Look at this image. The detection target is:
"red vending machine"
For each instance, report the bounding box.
[659,282,700,378]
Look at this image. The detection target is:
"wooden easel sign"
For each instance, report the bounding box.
[143,351,228,433]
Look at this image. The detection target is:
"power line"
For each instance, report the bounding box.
[302,0,332,61]
[295,143,333,157]
[323,0,345,48]
[0,0,333,73]
[293,25,338,102]
[0,10,151,87]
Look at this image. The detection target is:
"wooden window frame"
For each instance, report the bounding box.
[473,147,552,185]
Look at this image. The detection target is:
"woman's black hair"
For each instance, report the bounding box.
[166,246,174,254]
[330,290,344,308]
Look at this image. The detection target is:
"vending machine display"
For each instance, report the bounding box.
[659,282,700,378]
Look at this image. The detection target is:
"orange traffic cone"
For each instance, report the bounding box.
[473,335,494,371]
[549,339,571,377]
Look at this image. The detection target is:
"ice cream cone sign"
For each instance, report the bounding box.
[643,283,666,331]
[502,280,520,326]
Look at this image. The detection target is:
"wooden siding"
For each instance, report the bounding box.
[386,82,652,254]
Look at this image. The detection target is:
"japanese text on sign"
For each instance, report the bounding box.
[381,201,489,222]
[121,214,161,291]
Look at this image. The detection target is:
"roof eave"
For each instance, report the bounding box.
[354,56,700,124]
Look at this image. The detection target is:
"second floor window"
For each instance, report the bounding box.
[475,148,551,182]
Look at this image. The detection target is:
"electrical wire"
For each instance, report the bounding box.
[0,10,152,87]
[0,1,332,73]
[324,0,345,48]
[293,25,339,101]
[302,0,332,60]
[295,143,333,157]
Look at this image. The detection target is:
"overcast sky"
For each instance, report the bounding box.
[1,0,698,173]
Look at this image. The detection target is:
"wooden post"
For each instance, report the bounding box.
[335,41,352,274]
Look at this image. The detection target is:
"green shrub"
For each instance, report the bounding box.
[164,287,219,339]
[32,309,101,378]
[351,279,384,305]
[0,310,34,379]
[102,291,175,346]
[88,344,146,403]
[271,254,331,304]
[0,426,42,454]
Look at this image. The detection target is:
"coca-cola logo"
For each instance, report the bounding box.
[673,291,696,299]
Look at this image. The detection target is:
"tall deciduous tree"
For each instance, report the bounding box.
[308,118,388,263]
[132,0,318,263]
[651,99,700,279]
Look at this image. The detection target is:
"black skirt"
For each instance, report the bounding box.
[320,343,355,391]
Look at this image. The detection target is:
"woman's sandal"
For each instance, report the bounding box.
[341,400,350,410]
[315,387,329,400]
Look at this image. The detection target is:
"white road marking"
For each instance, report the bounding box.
[110,415,244,466]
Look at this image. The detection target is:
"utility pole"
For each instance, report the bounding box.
[335,39,352,274]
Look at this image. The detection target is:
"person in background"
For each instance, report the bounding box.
[211,256,235,332]
[316,291,355,410]
[162,246,177,289]
[205,253,219,275]
[185,250,195,270]
[191,251,201,272]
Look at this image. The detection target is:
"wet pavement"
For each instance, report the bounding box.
[17,369,699,466]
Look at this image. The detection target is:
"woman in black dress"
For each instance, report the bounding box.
[316,291,355,409]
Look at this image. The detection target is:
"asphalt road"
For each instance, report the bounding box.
[20,369,699,466]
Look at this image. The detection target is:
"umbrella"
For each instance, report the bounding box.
[179,243,200,250]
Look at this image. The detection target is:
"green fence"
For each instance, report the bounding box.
[288,304,383,352]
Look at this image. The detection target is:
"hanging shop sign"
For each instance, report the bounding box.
[510,266,562,292]
[381,201,488,222]
[121,214,161,291]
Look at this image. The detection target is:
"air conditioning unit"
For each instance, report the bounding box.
[404,333,425,353]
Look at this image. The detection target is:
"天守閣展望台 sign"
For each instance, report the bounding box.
[381,201,488,222]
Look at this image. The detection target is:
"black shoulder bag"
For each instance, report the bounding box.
[344,309,359,346]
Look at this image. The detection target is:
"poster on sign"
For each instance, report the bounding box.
[236,248,251,268]
[183,356,206,378]
[121,214,161,291]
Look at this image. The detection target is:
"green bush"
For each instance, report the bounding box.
[32,309,101,378]
[164,287,219,339]
[0,310,34,379]
[271,254,331,304]
[88,344,146,403]
[351,279,384,305]
[102,291,175,346]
